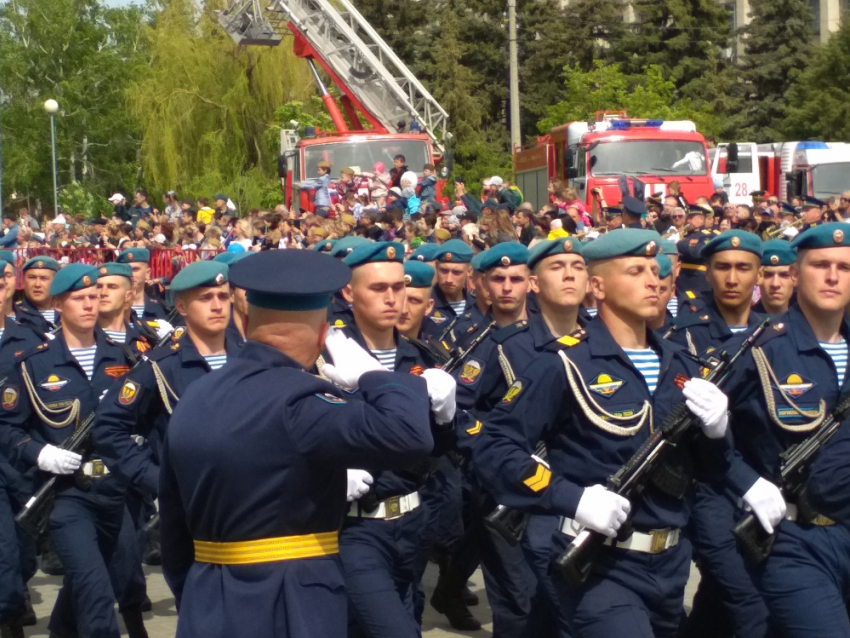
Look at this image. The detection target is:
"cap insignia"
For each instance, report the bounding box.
[500,256,511,266]
[730,236,741,248]
[416,255,424,261]
[645,241,657,256]
[403,274,412,285]
[99,267,107,275]
[834,229,844,244]
[445,252,453,262]
[214,273,225,285]
[770,255,779,265]
[563,240,573,253]
[36,261,43,268]
[386,246,396,260]
[127,253,134,260]
[82,276,92,287]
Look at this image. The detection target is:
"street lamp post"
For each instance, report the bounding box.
[44,99,59,217]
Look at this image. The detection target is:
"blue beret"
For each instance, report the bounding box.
[170,261,228,294]
[403,261,435,288]
[312,239,338,253]
[330,236,370,259]
[213,251,253,265]
[790,222,850,251]
[409,243,442,262]
[23,256,59,272]
[50,264,98,296]
[582,229,662,261]
[0,252,15,268]
[658,239,678,256]
[343,241,404,268]
[476,242,529,271]
[435,239,473,264]
[527,237,584,270]
[229,250,351,311]
[700,230,762,259]
[761,240,797,266]
[621,195,647,217]
[656,254,673,279]
[97,263,133,280]
[117,248,150,264]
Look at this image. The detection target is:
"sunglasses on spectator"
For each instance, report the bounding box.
[672,215,685,219]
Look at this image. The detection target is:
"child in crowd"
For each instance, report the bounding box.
[419,163,437,203]
[357,161,392,208]
[390,154,408,188]
[300,160,332,217]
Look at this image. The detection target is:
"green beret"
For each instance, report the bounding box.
[213,251,253,265]
[658,239,678,256]
[403,261,435,288]
[117,248,150,264]
[700,230,762,259]
[0,252,15,268]
[435,239,473,264]
[343,241,404,268]
[170,261,229,294]
[477,242,529,271]
[330,236,370,259]
[49,264,98,296]
[761,240,797,267]
[528,238,584,270]
[97,263,133,280]
[790,222,850,251]
[22,256,59,272]
[410,243,442,262]
[311,239,338,254]
[656,254,673,279]
[582,229,662,261]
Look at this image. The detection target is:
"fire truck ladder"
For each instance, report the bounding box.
[263,0,448,152]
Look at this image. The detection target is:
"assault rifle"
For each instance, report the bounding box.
[555,319,768,590]
[733,390,850,564]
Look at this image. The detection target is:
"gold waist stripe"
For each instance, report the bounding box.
[194,531,339,565]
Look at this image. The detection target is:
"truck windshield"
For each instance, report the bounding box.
[812,163,850,198]
[303,139,430,179]
[589,140,708,177]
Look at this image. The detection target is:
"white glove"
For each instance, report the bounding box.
[322,328,387,390]
[151,319,173,340]
[743,477,786,534]
[682,378,728,439]
[574,484,631,538]
[346,469,374,502]
[420,368,457,424]
[37,445,82,475]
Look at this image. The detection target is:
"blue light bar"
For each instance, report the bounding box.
[409,121,421,133]
[610,120,631,130]
[797,141,829,150]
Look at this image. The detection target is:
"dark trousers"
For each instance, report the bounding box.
[521,513,569,638]
[0,464,35,623]
[47,478,126,638]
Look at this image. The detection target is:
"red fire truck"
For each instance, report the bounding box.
[513,113,715,210]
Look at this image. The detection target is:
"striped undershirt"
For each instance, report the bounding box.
[820,339,848,387]
[104,330,126,344]
[131,305,145,317]
[370,349,397,371]
[623,347,661,395]
[728,326,748,334]
[585,306,598,317]
[203,354,228,370]
[449,301,466,316]
[40,309,56,324]
[70,346,97,380]
[666,298,678,318]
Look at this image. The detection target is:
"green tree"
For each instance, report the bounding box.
[737,0,816,141]
[784,17,850,140]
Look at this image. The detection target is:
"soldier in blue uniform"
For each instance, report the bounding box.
[397,261,435,341]
[670,231,774,638]
[423,239,473,339]
[326,237,370,327]
[311,238,337,254]
[95,263,157,357]
[213,250,253,343]
[753,240,796,316]
[116,249,169,321]
[675,206,716,305]
[13,256,59,335]
[329,242,457,638]
[808,420,850,529]
[469,229,751,638]
[799,197,826,232]
[0,264,137,638]
[648,253,675,336]
[444,251,490,350]
[722,223,850,637]
[158,249,435,638]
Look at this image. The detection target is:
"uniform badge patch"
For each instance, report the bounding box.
[172,327,185,341]
[689,239,698,247]
[778,374,815,398]
[333,319,347,328]
[501,380,524,404]
[119,380,140,405]
[588,374,624,397]
[429,311,447,325]
[2,386,18,409]
[105,365,130,379]
[459,359,482,384]
[315,392,347,404]
[136,341,151,353]
[40,375,69,392]
[410,365,424,376]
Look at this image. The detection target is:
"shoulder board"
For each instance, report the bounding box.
[542,327,587,353]
[15,342,50,362]
[147,342,182,361]
[330,318,347,329]
[492,320,529,344]
[701,230,713,235]
[674,312,711,329]
[685,290,697,300]
[754,318,786,346]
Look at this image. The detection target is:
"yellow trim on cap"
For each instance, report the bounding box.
[193,531,338,565]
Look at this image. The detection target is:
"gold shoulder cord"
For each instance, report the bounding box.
[497,344,516,387]
[751,346,825,433]
[150,361,180,415]
[685,329,697,357]
[20,362,80,429]
[557,350,651,437]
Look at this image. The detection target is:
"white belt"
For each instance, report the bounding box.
[347,492,421,521]
[559,517,680,554]
[82,460,110,478]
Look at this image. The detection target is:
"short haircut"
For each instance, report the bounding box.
[394,154,406,162]
[423,163,435,171]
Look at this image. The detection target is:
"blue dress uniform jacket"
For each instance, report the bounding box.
[13,297,58,337]
[808,421,850,529]
[422,286,468,338]
[93,330,243,497]
[675,229,714,304]
[141,284,169,321]
[159,341,432,638]
[669,292,766,355]
[723,304,850,636]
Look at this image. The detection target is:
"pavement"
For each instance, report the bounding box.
[21,562,700,637]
